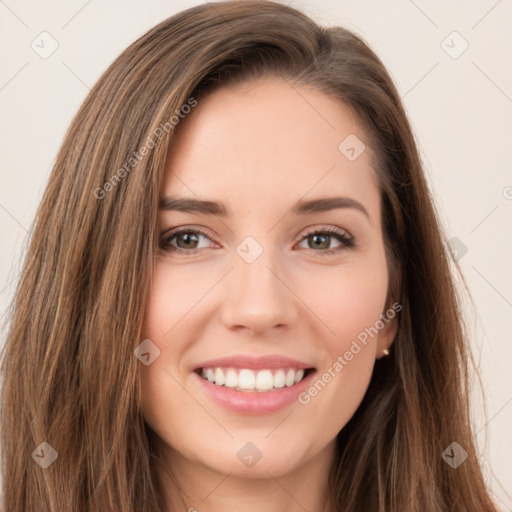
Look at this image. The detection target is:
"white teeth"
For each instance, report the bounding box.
[214,367,225,386]
[273,369,285,388]
[255,369,274,390]
[238,369,255,390]
[199,367,308,391]
[224,369,238,388]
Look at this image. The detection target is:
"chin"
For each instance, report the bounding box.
[191,435,317,479]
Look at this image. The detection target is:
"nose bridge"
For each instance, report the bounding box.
[236,246,279,298]
[220,237,297,332]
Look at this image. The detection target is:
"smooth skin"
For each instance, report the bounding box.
[140,77,398,512]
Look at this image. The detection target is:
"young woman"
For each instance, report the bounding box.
[0,1,499,511]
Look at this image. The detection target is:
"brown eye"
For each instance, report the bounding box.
[175,231,200,249]
[307,233,331,250]
[160,228,214,253]
[296,227,354,255]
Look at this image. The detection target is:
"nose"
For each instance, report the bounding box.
[220,248,298,336]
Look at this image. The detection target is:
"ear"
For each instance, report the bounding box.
[375,306,399,359]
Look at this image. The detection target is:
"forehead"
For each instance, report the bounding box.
[163,79,380,221]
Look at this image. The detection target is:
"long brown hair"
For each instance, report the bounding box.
[0,1,499,510]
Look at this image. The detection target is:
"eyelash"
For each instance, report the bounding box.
[159,226,355,257]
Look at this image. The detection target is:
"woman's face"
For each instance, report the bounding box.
[140,78,397,480]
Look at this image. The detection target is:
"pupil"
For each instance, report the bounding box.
[179,232,198,249]
[310,234,329,249]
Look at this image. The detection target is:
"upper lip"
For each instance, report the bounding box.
[193,355,315,371]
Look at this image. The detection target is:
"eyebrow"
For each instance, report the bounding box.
[159,195,370,219]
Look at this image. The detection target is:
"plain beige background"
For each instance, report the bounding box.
[0,0,511,509]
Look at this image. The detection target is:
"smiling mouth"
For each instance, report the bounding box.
[195,367,315,392]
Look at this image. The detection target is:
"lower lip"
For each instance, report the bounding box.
[194,370,316,414]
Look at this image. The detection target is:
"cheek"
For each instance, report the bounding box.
[295,269,386,434]
[294,255,389,355]
[139,365,202,467]
[140,263,225,446]
[142,261,213,340]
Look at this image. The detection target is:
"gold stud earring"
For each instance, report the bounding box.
[382,348,390,356]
